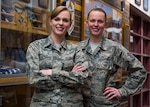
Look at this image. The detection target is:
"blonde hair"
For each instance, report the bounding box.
[50,6,71,20]
[87,8,107,22]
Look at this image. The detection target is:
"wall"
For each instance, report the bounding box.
[127,0,150,17]
[57,0,83,41]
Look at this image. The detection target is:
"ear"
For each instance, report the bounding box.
[105,21,109,28]
[49,18,52,26]
[70,20,72,26]
[86,20,89,27]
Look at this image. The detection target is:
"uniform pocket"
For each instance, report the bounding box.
[95,60,113,70]
[62,60,74,72]
[63,103,83,107]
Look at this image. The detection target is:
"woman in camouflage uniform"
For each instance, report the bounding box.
[77,8,147,107]
[26,6,88,107]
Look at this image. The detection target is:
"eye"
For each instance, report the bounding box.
[89,19,95,23]
[54,17,60,21]
[98,20,104,23]
[63,18,70,22]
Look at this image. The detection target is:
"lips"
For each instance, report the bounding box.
[56,27,64,31]
[92,28,99,32]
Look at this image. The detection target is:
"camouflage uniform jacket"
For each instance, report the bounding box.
[26,36,89,107]
[76,36,147,107]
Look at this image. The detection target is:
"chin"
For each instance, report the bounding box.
[92,33,100,36]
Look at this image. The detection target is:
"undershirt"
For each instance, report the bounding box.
[90,41,99,52]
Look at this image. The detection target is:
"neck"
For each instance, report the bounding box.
[51,33,64,45]
[90,35,103,43]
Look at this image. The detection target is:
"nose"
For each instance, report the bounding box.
[59,20,63,25]
[93,21,99,26]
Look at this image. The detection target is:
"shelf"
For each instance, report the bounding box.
[142,91,150,106]
[143,21,150,38]
[130,14,141,35]
[1,12,14,17]
[1,4,14,13]
[129,8,150,107]
[141,89,150,93]
[143,36,150,40]
[1,2,49,34]
[143,57,150,72]
[29,7,48,31]
[1,20,16,25]
[143,74,150,89]
[143,39,150,55]
[130,31,142,37]
[0,1,50,107]
[0,76,28,86]
[134,55,142,62]
[0,74,28,86]
[130,35,141,53]
[1,3,15,23]
[132,94,141,107]
[31,19,43,23]
[0,84,33,107]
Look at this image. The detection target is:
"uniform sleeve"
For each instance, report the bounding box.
[26,42,89,89]
[26,42,57,90]
[51,67,88,86]
[51,48,89,87]
[114,45,147,97]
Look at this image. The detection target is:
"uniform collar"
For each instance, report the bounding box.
[83,36,107,51]
[43,35,67,50]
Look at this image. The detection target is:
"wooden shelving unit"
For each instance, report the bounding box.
[1,4,15,24]
[0,0,50,106]
[0,1,50,79]
[129,7,150,107]
[1,2,49,35]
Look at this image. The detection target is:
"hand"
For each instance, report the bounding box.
[40,69,52,76]
[103,87,121,100]
[72,64,85,72]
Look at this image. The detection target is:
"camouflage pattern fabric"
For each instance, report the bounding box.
[26,36,89,107]
[76,36,147,107]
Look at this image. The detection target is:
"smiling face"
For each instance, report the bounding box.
[87,9,106,40]
[50,8,71,39]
